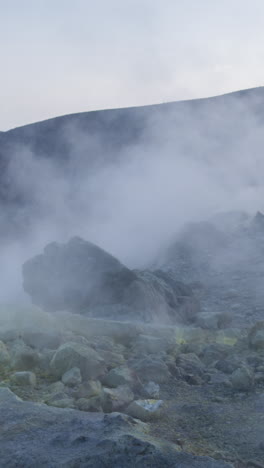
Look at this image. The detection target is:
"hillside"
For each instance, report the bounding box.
[1,86,264,239]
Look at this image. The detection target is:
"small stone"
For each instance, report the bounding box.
[76,396,102,412]
[212,396,226,403]
[131,358,170,383]
[102,366,134,388]
[44,381,67,404]
[209,372,231,386]
[62,367,82,387]
[176,353,205,376]
[259,441,264,451]
[215,358,243,375]
[196,314,219,330]
[230,366,254,391]
[73,380,102,399]
[250,330,264,350]
[10,371,36,387]
[102,385,134,412]
[11,345,40,371]
[49,398,75,408]
[248,321,264,350]
[21,330,62,350]
[98,350,125,368]
[38,349,55,371]
[254,372,264,384]
[0,341,10,365]
[201,343,230,366]
[126,399,164,421]
[48,381,65,393]
[143,382,160,398]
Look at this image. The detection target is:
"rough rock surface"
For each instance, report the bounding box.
[1,309,263,465]
[22,237,198,325]
[0,388,232,467]
[159,211,264,330]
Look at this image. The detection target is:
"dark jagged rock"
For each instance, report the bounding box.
[22,237,197,324]
[23,236,135,312]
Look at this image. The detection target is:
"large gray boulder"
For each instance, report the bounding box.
[22,237,198,324]
[23,236,136,313]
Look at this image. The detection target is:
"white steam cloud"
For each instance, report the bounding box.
[1,89,264,302]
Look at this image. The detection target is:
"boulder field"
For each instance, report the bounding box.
[0,306,264,466]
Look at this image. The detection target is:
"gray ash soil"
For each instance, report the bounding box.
[151,380,264,466]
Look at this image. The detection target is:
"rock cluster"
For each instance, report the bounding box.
[1,311,264,465]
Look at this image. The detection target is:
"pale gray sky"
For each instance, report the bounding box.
[1,0,264,130]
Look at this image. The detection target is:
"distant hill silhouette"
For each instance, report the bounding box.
[1,86,264,239]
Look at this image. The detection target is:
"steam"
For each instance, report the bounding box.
[2,88,264,302]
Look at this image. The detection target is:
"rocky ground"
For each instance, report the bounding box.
[0,304,263,467]
[1,213,264,467]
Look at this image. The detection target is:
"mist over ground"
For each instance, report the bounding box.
[1,86,264,302]
[2,89,264,467]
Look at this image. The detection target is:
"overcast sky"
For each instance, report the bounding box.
[1,0,264,130]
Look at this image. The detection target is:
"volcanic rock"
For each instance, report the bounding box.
[22,237,198,324]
